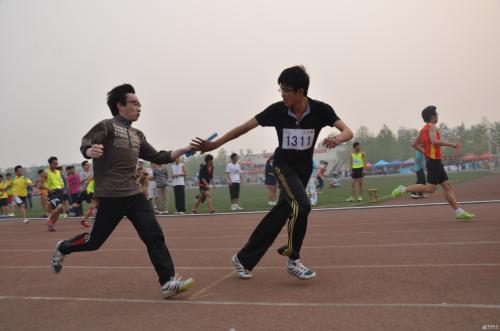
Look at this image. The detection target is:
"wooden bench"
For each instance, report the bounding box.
[367,188,381,203]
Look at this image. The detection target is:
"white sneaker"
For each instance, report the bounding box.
[410,193,419,199]
[230,205,237,211]
[231,254,252,279]
[268,201,277,206]
[236,205,244,210]
[161,274,194,299]
[50,241,65,274]
[287,259,316,280]
[23,218,30,224]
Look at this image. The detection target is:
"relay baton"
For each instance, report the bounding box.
[185,132,218,157]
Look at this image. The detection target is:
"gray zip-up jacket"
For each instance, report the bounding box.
[80,115,172,198]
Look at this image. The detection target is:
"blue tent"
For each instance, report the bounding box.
[388,160,402,167]
[373,160,390,168]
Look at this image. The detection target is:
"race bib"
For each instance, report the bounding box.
[282,129,315,150]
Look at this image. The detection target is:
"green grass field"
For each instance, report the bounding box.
[14,170,492,218]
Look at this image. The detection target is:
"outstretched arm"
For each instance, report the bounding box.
[322,120,354,149]
[191,118,259,153]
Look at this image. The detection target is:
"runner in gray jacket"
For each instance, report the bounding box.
[49,84,195,298]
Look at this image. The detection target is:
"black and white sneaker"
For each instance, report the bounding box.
[287,259,316,280]
[231,254,252,279]
[161,274,194,299]
[50,240,65,274]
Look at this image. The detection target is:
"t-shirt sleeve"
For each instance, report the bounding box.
[225,164,231,173]
[320,103,340,127]
[255,103,281,127]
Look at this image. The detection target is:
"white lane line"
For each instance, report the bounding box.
[0,241,499,253]
[2,199,499,222]
[1,226,500,242]
[0,295,499,310]
[1,263,500,271]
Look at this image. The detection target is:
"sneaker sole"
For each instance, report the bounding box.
[287,269,317,280]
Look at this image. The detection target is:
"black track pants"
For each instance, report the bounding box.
[59,193,175,285]
[238,163,311,270]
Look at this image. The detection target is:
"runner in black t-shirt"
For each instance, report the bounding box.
[191,66,353,280]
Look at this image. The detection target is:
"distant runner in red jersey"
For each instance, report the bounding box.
[391,106,475,220]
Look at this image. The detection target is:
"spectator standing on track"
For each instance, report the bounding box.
[264,156,278,206]
[226,153,244,211]
[153,163,169,214]
[171,157,187,214]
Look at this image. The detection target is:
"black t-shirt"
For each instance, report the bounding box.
[198,164,213,188]
[255,98,339,177]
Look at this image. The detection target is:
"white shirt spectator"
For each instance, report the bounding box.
[146,168,157,199]
[226,162,241,183]
[172,163,185,186]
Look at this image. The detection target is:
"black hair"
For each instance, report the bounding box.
[38,169,44,174]
[0,174,2,178]
[353,142,360,148]
[48,156,58,165]
[422,105,437,123]
[14,165,22,172]
[107,84,135,116]
[205,154,214,163]
[6,173,11,176]
[230,153,238,159]
[278,65,310,96]
[81,160,89,167]
[65,166,73,170]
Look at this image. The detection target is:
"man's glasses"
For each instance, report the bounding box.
[127,100,142,107]
[278,87,295,94]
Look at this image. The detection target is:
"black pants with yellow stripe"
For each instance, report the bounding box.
[238,163,311,271]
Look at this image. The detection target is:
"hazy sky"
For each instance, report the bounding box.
[1,0,499,169]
